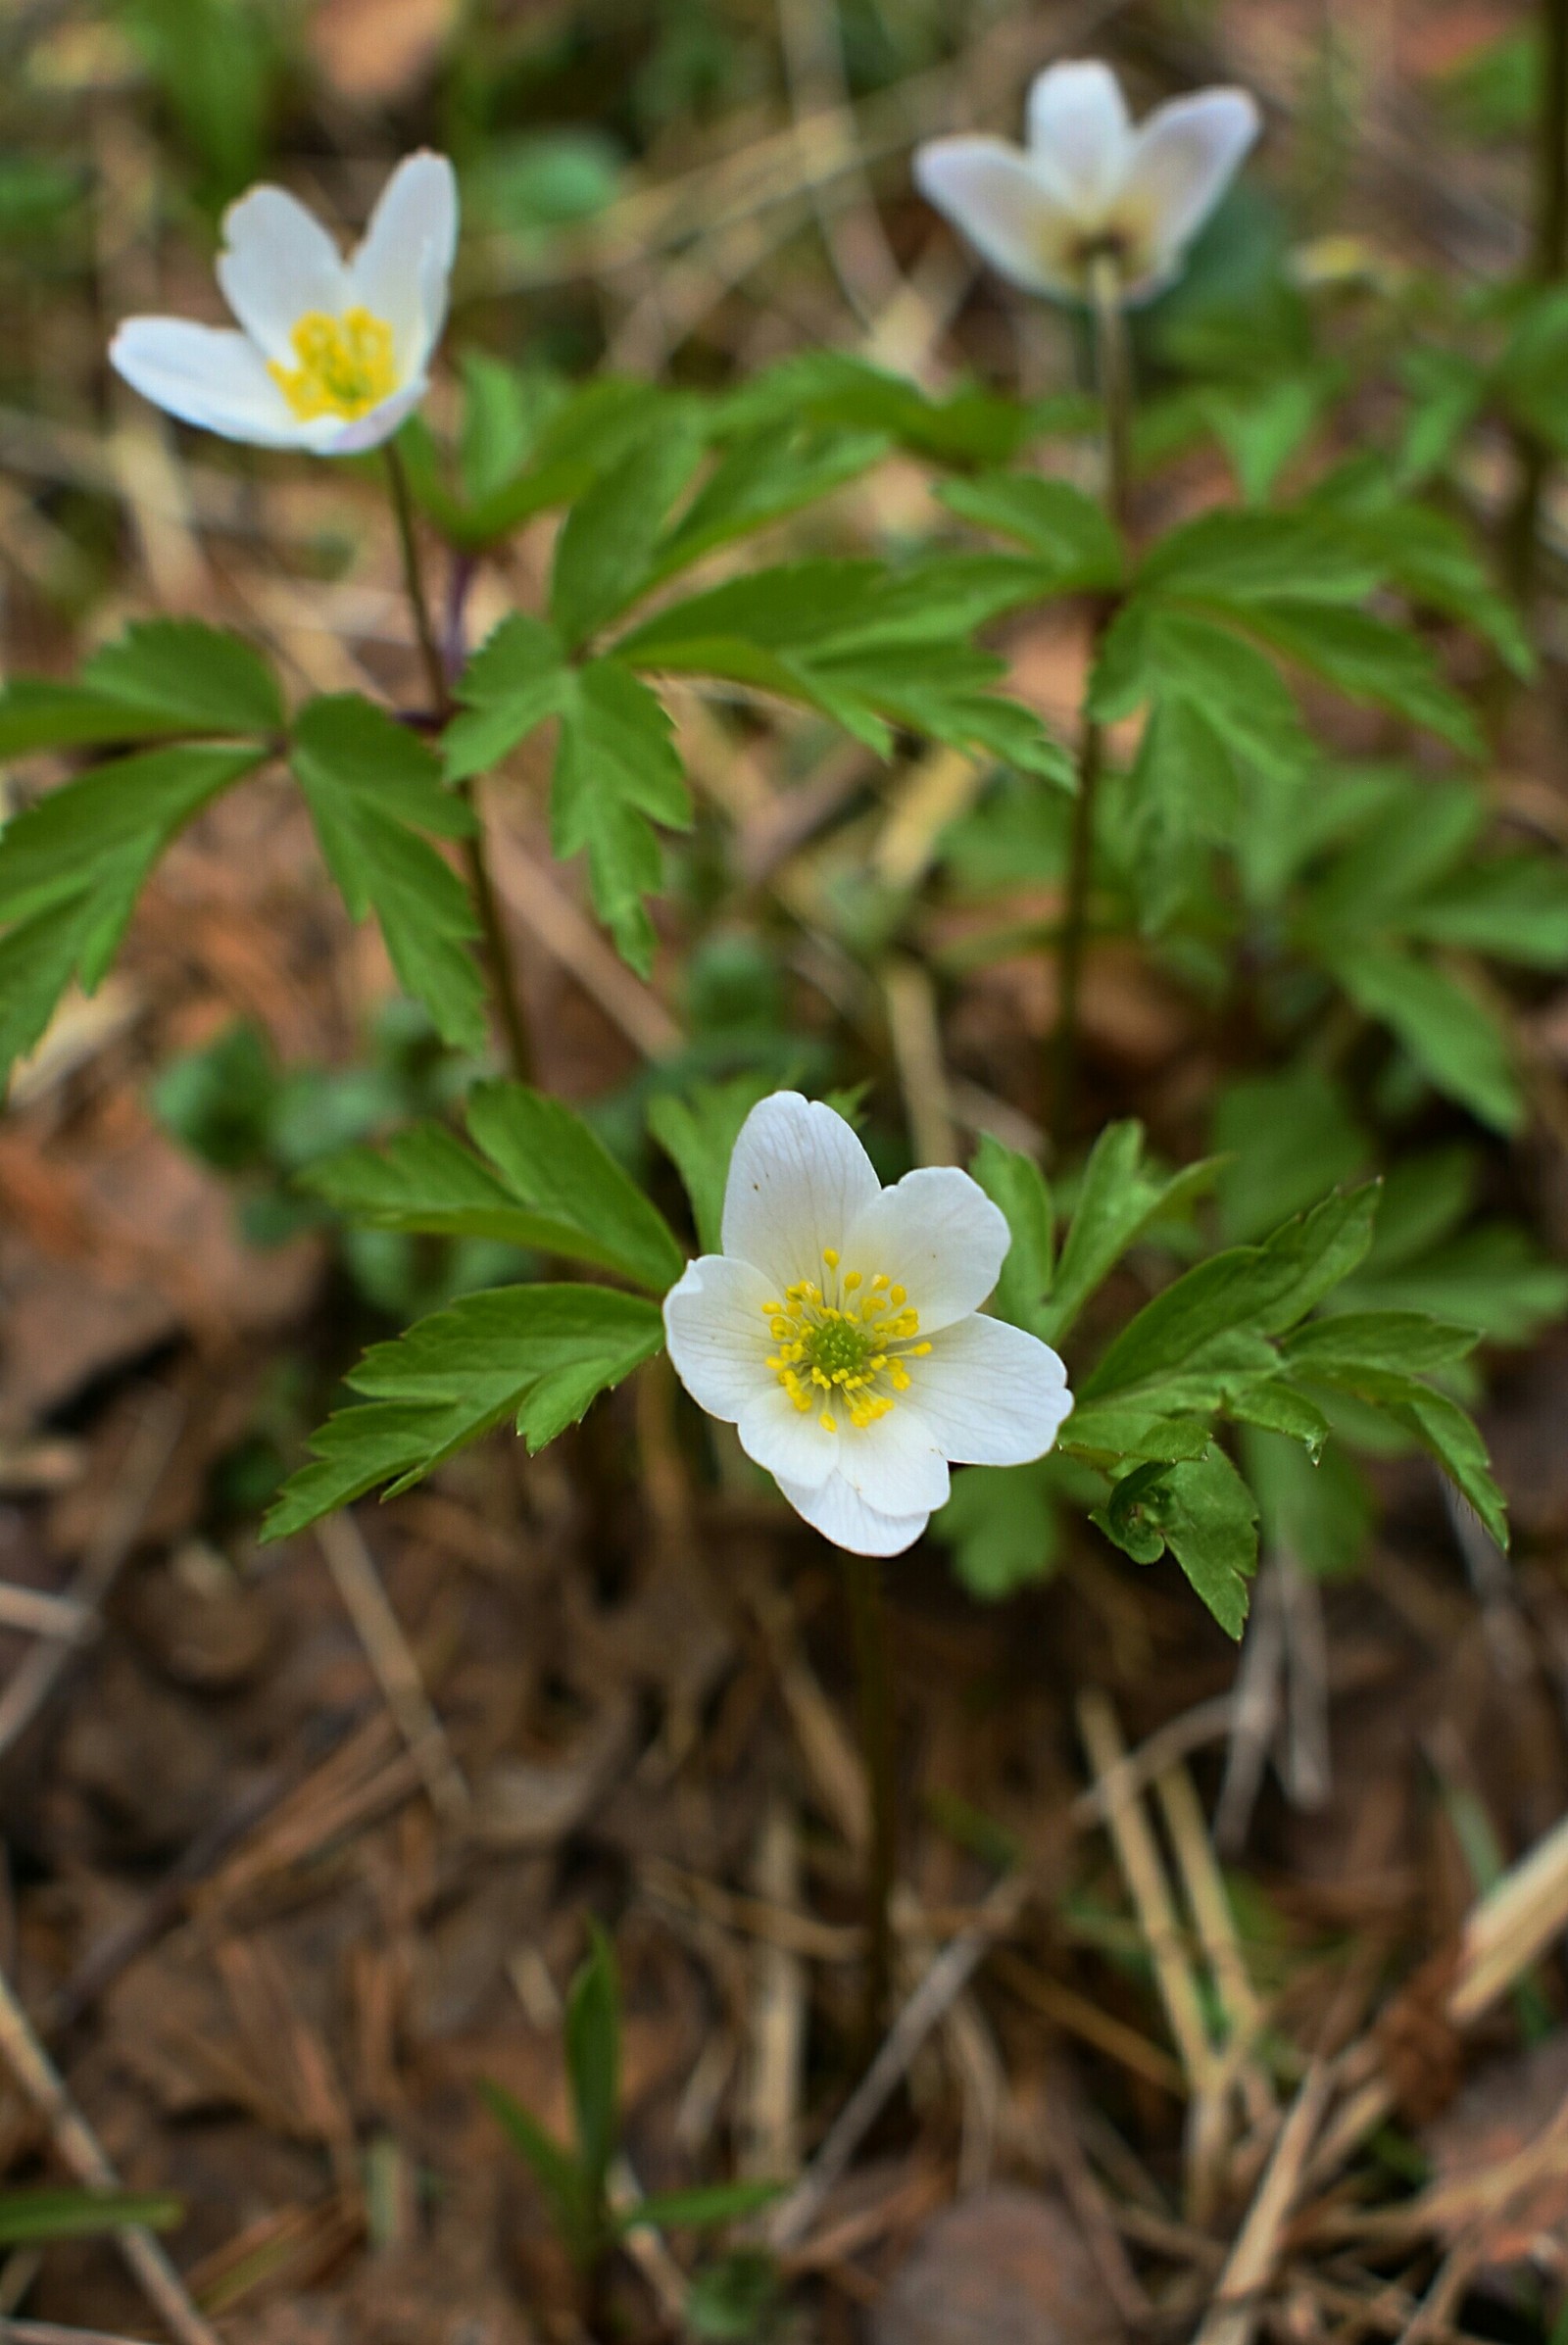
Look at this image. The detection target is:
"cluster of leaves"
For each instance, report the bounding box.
[482,1924,780,2320]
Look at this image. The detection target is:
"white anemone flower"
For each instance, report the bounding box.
[109,151,458,455]
[914,59,1260,306]
[663,1093,1073,1557]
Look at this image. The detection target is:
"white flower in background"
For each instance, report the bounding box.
[663,1093,1073,1557]
[109,151,458,455]
[914,59,1260,306]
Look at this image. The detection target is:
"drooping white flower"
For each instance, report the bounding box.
[109,151,458,455]
[663,1093,1073,1557]
[914,59,1260,306]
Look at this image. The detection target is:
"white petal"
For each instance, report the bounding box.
[721,1094,881,1295]
[913,136,1083,297]
[839,1404,950,1516]
[350,151,458,381]
[841,1166,1009,1336]
[737,1386,839,1490]
[663,1254,776,1422]
[908,1313,1073,1465]
[109,318,308,447]
[303,376,431,456]
[776,1470,929,1557]
[1026,60,1132,216]
[217,184,353,364]
[1115,88,1260,292]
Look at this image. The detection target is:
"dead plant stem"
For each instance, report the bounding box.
[845,1549,897,2063]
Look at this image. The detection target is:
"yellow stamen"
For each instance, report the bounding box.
[822,1247,839,1269]
[270,307,396,420]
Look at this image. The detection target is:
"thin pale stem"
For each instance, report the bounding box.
[845,1548,898,2063]
[383,443,535,1086]
[1053,254,1130,1135]
[1505,0,1568,601]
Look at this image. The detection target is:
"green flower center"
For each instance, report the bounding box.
[759,1249,932,1435]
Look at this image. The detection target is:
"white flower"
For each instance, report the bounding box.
[663,1093,1073,1557]
[914,59,1260,306]
[109,151,458,455]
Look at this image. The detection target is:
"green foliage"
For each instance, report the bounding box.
[0,2188,183,2247]
[647,1070,778,1253]
[0,620,281,754]
[289,696,487,1054]
[302,1082,684,1293]
[482,1927,780,2282]
[263,1285,665,1539]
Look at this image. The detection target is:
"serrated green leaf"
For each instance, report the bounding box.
[289,695,486,1054]
[1139,509,1378,605]
[80,618,283,734]
[1227,1379,1330,1457]
[465,1081,685,1292]
[971,1132,1054,1333]
[550,660,692,975]
[1039,1124,1223,1346]
[1214,1065,1367,1246]
[444,614,569,784]
[1239,602,1482,753]
[1284,1310,1479,1375]
[551,411,706,649]
[714,349,1038,464]
[1060,1405,1211,1464]
[937,473,1122,588]
[647,1071,776,1254]
[1295,1363,1507,1548]
[1328,942,1522,1133]
[1096,1445,1258,1637]
[653,423,887,579]
[1404,855,1568,967]
[262,1284,666,1539]
[0,742,267,1078]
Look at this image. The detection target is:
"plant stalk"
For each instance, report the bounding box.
[1505,0,1568,601]
[845,1548,898,2063]
[383,442,535,1086]
[1053,254,1131,1137]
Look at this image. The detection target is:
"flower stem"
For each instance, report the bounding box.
[1053,254,1130,1137]
[845,1548,897,2063]
[382,441,535,1087]
[1505,0,1568,602]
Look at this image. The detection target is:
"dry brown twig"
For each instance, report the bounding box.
[316,1513,470,1829]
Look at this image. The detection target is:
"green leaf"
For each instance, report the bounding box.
[289,695,486,1054]
[565,1922,619,2201]
[261,1285,665,1538]
[551,411,707,649]
[716,349,1038,464]
[551,660,692,974]
[1060,1405,1212,1465]
[479,2080,594,2263]
[1213,1065,1366,1246]
[1084,1187,1380,1401]
[465,1082,684,1292]
[1237,602,1482,754]
[444,614,569,783]
[1091,605,1311,788]
[1039,1124,1222,1346]
[653,423,887,578]
[1404,855,1568,967]
[1095,1444,1258,1637]
[937,473,1123,589]
[301,1085,683,1293]
[0,2189,184,2246]
[1138,509,1378,605]
[971,1132,1054,1333]
[79,619,283,735]
[933,1459,1060,1600]
[0,742,267,1077]
[1328,942,1522,1133]
[1283,1310,1479,1376]
[1227,1379,1330,1457]
[647,1071,776,1254]
[1295,1364,1507,1548]
[614,2179,785,2235]
[1300,778,1483,936]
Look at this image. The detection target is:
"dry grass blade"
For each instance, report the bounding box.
[317,1514,470,1829]
[1193,2064,1333,2345]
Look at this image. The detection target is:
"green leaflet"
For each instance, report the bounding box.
[301,1082,684,1294]
[262,1284,666,1539]
[937,473,1123,590]
[0,619,281,755]
[1328,943,1522,1135]
[970,1132,1054,1335]
[1094,1443,1259,1638]
[647,1071,777,1255]
[1039,1122,1222,1346]
[288,695,486,1055]
[0,741,268,1078]
[550,409,707,648]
